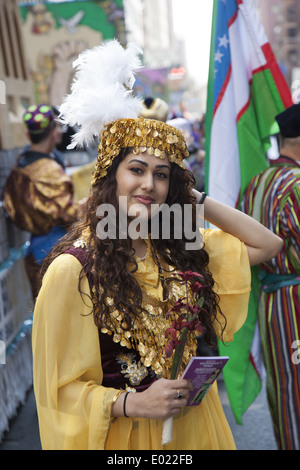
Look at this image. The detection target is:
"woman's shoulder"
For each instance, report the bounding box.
[44,252,84,280]
[39,252,91,302]
[36,251,93,320]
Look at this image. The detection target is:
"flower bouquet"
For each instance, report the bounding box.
[162,271,207,445]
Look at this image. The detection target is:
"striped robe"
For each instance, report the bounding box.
[241,156,300,450]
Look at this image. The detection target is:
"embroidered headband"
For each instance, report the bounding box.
[92,117,188,184]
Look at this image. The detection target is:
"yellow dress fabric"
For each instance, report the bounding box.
[32,229,251,450]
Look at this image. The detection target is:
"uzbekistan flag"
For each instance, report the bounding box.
[205,0,292,424]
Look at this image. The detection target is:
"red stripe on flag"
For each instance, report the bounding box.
[236,41,293,123]
[228,10,238,28]
[236,96,250,123]
[252,64,267,74]
[213,64,232,116]
[261,43,292,108]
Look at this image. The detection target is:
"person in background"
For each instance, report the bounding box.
[168,116,205,192]
[241,103,300,450]
[2,104,84,300]
[140,96,169,122]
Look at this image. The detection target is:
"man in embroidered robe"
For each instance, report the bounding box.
[241,103,300,450]
[2,104,82,300]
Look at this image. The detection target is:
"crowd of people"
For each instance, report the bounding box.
[1,39,299,451]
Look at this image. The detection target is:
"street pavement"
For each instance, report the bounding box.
[0,377,277,451]
[0,387,41,450]
[218,377,277,450]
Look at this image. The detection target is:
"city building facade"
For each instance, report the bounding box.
[0,0,34,150]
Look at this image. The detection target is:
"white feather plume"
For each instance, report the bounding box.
[59,39,143,149]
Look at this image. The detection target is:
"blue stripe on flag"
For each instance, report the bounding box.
[213,0,238,110]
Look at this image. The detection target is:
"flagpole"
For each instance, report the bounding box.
[205,0,218,195]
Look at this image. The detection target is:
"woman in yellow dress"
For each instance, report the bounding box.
[32,41,283,450]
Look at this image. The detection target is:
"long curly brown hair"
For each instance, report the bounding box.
[41,149,226,346]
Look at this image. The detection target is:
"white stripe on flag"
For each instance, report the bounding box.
[240,0,269,53]
[229,10,255,115]
[208,79,240,207]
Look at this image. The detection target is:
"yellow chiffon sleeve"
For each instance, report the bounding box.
[32,254,125,450]
[204,229,251,342]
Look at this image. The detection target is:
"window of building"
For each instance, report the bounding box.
[287,28,297,38]
[287,6,297,22]
[288,49,298,64]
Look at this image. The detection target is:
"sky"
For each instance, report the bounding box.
[171,0,214,88]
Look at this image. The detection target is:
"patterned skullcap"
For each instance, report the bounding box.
[23,104,55,134]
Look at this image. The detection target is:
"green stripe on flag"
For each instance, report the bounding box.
[238,68,289,205]
[251,70,283,139]
[237,101,269,205]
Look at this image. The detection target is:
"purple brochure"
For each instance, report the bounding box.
[181,356,229,406]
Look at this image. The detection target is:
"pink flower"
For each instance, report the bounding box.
[164,328,183,357]
[186,318,204,334]
[165,317,185,336]
[188,304,201,316]
[165,341,177,358]
[164,270,207,378]
[177,271,204,282]
[191,281,204,293]
[165,326,177,339]
[166,300,185,317]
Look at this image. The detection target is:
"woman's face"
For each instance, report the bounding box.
[115,149,171,220]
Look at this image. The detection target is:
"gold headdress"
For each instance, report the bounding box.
[59,40,188,184]
[92,117,188,184]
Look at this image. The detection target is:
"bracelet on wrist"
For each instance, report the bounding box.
[112,390,125,406]
[123,391,130,418]
[110,390,125,423]
[198,192,207,204]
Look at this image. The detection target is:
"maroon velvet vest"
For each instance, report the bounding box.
[65,246,157,391]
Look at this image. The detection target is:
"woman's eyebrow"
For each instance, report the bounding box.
[128,159,148,167]
[128,159,170,170]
